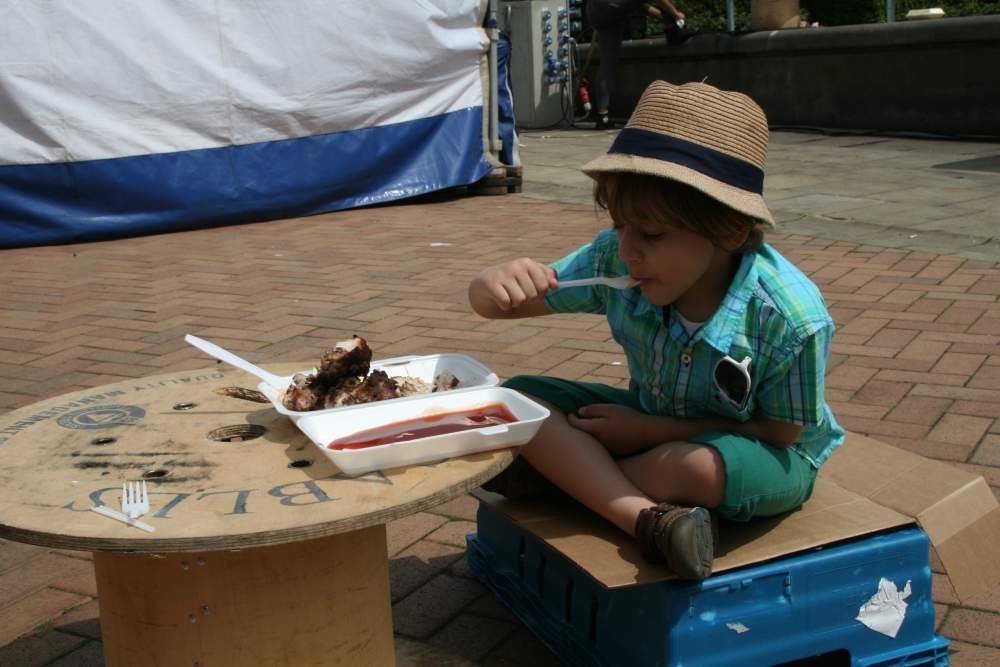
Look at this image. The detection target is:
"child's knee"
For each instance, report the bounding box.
[679,444,726,508]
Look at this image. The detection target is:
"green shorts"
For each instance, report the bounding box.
[504,375,817,522]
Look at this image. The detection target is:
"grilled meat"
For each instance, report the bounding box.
[281,336,459,411]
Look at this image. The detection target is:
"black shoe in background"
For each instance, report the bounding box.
[595,114,614,130]
[665,22,700,45]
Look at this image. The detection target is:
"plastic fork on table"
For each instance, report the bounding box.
[122,480,150,519]
[556,275,638,289]
[184,334,289,389]
[91,505,155,533]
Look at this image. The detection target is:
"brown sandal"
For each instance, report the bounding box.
[635,503,717,579]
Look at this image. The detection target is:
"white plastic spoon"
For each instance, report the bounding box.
[184,334,289,389]
[557,275,638,289]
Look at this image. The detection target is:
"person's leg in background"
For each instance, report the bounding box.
[646,1,700,44]
[593,23,623,129]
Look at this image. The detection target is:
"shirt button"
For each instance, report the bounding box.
[651,386,661,396]
[681,353,692,366]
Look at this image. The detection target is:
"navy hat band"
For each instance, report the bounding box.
[607,128,765,195]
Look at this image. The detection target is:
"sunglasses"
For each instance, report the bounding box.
[714,355,751,409]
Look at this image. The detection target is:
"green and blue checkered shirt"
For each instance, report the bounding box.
[544,230,844,468]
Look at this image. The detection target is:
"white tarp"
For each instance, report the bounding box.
[0,0,489,165]
[0,0,496,248]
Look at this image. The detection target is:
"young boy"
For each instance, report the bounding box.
[468,81,844,580]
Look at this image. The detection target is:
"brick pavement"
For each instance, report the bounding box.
[1,134,999,665]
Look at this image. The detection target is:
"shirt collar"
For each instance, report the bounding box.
[699,252,758,353]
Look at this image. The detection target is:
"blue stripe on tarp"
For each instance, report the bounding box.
[0,107,491,248]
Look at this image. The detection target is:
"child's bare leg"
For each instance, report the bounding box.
[617,442,726,509]
[519,399,654,537]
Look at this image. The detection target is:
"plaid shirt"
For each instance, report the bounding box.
[544,230,844,468]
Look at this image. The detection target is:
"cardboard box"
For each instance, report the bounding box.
[479,432,1000,603]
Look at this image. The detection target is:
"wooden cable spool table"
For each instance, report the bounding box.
[0,365,515,666]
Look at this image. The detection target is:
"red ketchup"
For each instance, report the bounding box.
[328,403,518,450]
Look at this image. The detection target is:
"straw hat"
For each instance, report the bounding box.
[582,81,774,228]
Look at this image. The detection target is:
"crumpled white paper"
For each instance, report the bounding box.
[856,577,912,638]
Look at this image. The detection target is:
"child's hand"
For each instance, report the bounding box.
[568,404,658,456]
[470,258,558,315]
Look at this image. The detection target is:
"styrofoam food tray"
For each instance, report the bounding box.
[257,353,500,421]
[294,387,550,476]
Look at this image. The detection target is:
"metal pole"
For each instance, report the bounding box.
[727,0,735,33]
[886,0,895,22]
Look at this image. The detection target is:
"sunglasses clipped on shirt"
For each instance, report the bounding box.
[713,355,752,409]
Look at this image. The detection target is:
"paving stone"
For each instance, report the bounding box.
[51,600,101,639]
[948,640,1000,667]
[467,592,520,624]
[426,520,478,549]
[853,379,912,408]
[51,569,97,598]
[395,636,479,667]
[386,512,449,557]
[0,630,87,667]
[968,364,1000,391]
[449,554,478,581]
[939,305,987,326]
[932,352,988,376]
[0,588,88,647]
[865,327,919,350]
[481,626,563,667]
[885,395,954,427]
[0,554,92,608]
[390,540,466,603]
[392,574,487,640]
[428,494,480,522]
[825,364,879,391]
[941,608,1000,648]
[898,338,951,362]
[970,434,1000,467]
[969,316,1000,336]
[828,401,889,421]
[835,415,929,441]
[0,541,46,576]
[934,604,948,631]
[426,612,519,662]
[909,298,954,316]
[910,384,1000,404]
[926,414,993,448]
[875,369,968,387]
[934,572,960,605]
[44,640,105,667]
[964,581,1000,615]
[878,436,972,464]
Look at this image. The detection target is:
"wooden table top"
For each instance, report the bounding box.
[0,364,514,553]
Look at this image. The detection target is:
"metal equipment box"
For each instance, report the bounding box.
[498,0,571,128]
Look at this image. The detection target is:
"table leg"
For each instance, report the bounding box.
[93,525,395,666]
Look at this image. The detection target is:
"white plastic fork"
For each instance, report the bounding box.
[185,334,289,389]
[557,275,638,289]
[91,505,155,533]
[122,480,150,519]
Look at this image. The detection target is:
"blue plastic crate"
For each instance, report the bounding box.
[467,500,949,667]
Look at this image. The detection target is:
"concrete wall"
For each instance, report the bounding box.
[601,15,1000,136]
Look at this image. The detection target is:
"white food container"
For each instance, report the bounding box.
[294,387,550,476]
[257,353,500,421]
